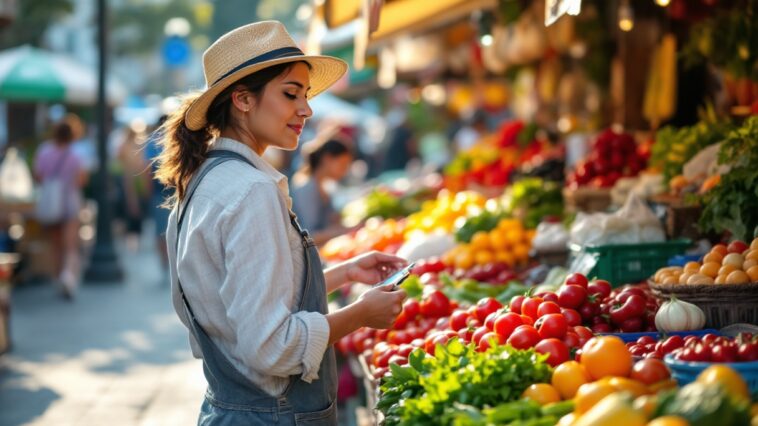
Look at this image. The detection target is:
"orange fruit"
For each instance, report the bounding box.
[505,229,524,246]
[683,261,701,273]
[512,244,530,262]
[687,273,714,285]
[647,415,690,426]
[521,383,561,406]
[751,238,758,250]
[702,251,724,264]
[696,365,750,402]
[474,250,495,266]
[746,265,758,282]
[495,250,515,266]
[455,250,474,270]
[715,273,729,284]
[712,244,728,257]
[580,336,633,380]
[723,253,745,267]
[678,272,693,284]
[551,361,591,399]
[488,229,508,251]
[470,231,491,250]
[662,276,679,285]
[574,381,616,414]
[607,376,649,397]
[699,262,721,278]
[743,259,758,271]
[744,249,758,261]
[726,270,750,284]
[718,263,738,276]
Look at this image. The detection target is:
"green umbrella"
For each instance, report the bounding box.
[0,45,125,105]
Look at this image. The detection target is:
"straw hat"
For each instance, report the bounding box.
[185,21,347,131]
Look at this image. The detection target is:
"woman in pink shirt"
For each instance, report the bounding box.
[33,118,88,299]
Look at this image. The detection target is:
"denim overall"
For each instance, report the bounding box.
[176,150,338,425]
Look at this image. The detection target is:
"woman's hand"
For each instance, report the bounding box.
[356,285,407,329]
[345,251,408,285]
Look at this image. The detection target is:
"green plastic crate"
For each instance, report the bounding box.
[569,239,691,286]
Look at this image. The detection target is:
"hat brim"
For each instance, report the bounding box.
[185,55,348,131]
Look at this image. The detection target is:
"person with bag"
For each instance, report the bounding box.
[154,21,407,425]
[33,118,88,299]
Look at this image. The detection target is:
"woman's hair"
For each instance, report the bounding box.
[298,138,351,177]
[155,61,310,207]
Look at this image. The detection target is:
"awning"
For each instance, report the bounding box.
[0,45,126,105]
[324,0,496,43]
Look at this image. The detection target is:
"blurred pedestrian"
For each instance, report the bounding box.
[381,116,417,172]
[143,115,171,275]
[155,21,407,425]
[116,126,151,252]
[291,137,353,246]
[33,117,88,299]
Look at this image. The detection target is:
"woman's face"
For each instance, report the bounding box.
[246,62,313,152]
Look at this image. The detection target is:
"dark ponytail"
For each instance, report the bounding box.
[155,61,309,208]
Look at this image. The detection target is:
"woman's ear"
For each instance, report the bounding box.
[230,87,255,113]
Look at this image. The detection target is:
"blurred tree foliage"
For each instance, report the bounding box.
[0,0,73,48]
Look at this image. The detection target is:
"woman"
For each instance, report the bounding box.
[33,118,88,299]
[291,138,353,246]
[155,21,407,425]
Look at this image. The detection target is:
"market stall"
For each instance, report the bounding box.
[313,0,758,424]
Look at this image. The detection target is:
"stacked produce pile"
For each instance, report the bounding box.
[652,238,758,285]
[565,128,649,189]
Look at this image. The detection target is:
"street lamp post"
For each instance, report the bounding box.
[85,0,122,283]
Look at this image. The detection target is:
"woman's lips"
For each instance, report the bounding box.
[287,125,302,135]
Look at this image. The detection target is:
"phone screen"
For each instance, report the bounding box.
[374,262,415,290]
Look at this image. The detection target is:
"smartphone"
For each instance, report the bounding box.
[373,262,416,291]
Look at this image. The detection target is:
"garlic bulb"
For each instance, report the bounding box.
[655,297,706,332]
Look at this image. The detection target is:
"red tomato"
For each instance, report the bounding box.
[563,331,581,349]
[521,297,544,320]
[493,312,524,340]
[636,336,657,346]
[536,313,569,339]
[630,359,670,385]
[472,326,490,346]
[557,285,588,309]
[475,297,503,322]
[457,327,474,344]
[587,280,612,299]
[419,290,451,318]
[402,299,420,320]
[507,325,541,349]
[510,295,525,314]
[738,341,758,361]
[574,326,594,341]
[561,308,582,327]
[520,315,535,326]
[424,332,452,356]
[701,333,720,347]
[591,323,612,333]
[578,301,600,322]
[727,241,748,254]
[535,338,570,367]
[485,311,500,331]
[541,292,559,304]
[477,331,504,352]
[711,343,738,363]
[564,273,589,288]
[537,301,562,317]
[449,310,470,331]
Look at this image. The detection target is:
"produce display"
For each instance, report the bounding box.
[320,217,405,262]
[340,187,436,225]
[626,333,758,363]
[442,218,534,270]
[404,190,488,236]
[503,177,564,229]
[653,238,758,285]
[565,129,648,189]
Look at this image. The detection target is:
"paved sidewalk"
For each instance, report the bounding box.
[0,242,205,426]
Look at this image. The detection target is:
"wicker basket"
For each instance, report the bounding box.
[649,282,758,329]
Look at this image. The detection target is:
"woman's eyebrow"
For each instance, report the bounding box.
[283,81,311,90]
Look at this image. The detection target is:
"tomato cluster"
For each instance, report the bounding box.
[565,129,648,189]
[626,333,758,363]
[533,273,659,334]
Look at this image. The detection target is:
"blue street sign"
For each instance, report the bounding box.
[162,35,190,68]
